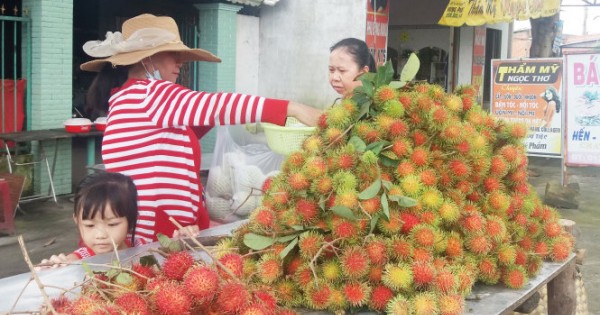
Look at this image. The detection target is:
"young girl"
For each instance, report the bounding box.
[36,172,142,269]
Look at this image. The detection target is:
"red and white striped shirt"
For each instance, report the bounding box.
[102,79,288,243]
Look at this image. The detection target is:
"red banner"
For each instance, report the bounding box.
[366,0,389,66]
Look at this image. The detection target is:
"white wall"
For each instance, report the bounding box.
[257,0,366,108]
[457,27,475,87]
[236,14,260,95]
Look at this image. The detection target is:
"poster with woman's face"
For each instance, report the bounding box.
[565,53,600,166]
[490,59,563,157]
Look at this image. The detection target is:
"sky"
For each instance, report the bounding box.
[513,0,600,35]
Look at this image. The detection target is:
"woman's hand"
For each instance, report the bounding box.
[172,224,201,239]
[287,101,323,127]
[35,253,72,270]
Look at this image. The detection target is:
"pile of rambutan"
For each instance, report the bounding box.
[225,63,574,314]
[42,238,295,314]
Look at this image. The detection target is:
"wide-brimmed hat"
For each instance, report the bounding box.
[80,14,221,72]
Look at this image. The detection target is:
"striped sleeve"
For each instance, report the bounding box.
[145,81,289,127]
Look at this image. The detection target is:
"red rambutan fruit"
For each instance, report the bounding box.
[396,160,417,177]
[448,159,471,178]
[162,251,195,281]
[153,282,192,315]
[218,253,244,279]
[419,169,438,186]
[365,238,389,265]
[550,237,573,262]
[445,235,464,259]
[114,292,151,315]
[305,281,332,310]
[341,247,371,279]
[466,234,492,255]
[544,221,563,238]
[390,236,414,261]
[410,224,436,247]
[183,265,219,304]
[343,281,371,307]
[369,284,394,311]
[478,257,500,284]
[296,199,319,223]
[413,129,428,146]
[288,172,310,191]
[257,255,283,284]
[215,282,251,314]
[502,266,528,289]
[412,262,435,288]
[389,119,409,137]
[360,197,381,215]
[435,269,458,294]
[391,139,411,158]
[298,231,324,259]
[400,212,421,234]
[411,147,430,167]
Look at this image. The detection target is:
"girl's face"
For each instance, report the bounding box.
[329,48,369,96]
[151,51,183,83]
[544,90,553,100]
[75,205,129,254]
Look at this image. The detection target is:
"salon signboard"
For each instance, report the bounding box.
[490,58,563,157]
[564,53,600,166]
[365,0,389,65]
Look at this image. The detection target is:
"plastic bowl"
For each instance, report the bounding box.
[94,117,107,131]
[261,117,315,156]
[64,118,92,133]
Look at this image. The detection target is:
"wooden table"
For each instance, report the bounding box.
[0,219,577,314]
[0,128,103,204]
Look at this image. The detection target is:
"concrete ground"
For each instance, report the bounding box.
[0,157,598,313]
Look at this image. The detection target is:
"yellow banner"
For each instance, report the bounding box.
[438,0,561,27]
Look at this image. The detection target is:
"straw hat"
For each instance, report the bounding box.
[80,14,221,72]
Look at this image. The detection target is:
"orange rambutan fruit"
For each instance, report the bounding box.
[324,127,345,146]
[336,152,355,170]
[443,94,463,112]
[400,175,423,197]
[430,107,449,125]
[413,247,433,262]
[411,291,439,315]
[420,188,444,210]
[256,254,283,284]
[413,129,428,146]
[378,209,404,235]
[455,140,470,154]
[454,266,476,295]
[411,147,430,167]
[335,190,359,209]
[543,221,563,238]
[396,160,417,177]
[296,199,319,223]
[461,211,484,232]
[218,253,244,279]
[466,235,492,255]
[331,217,358,240]
[486,190,510,214]
[249,207,277,233]
[440,124,463,144]
[341,246,371,279]
[288,172,310,191]
[534,241,549,257]
[419,210,439,226]
[304,281,332,310]
[483,177,502,192]
[302,134,324,154]
[412,262,435,288]
[311,177,333,195]
[389,119,409,138]
[499,144,520,165]
[489,155,509,177]
[390,236,414,261]
[486,215,507,241]
[549,236,572,262]
[271,188,290,207]
[439,294,464,315]
[448,159,471,178]
[368,264,384,283]
[374,85,399,104]
[496,245,517,266]
[435,269,458,294]
[326,103,354,128]
[478,257,500,284]
[295,265,315,287]
[327,286,348,312]
[360,197,381,215]
[342,281,371,307]
[419,169,438,187]
[365,238,389,265]
[286,151,305,169]
[507,168,528,183]
[391,139,412,158]
[410,224,436,247]
[298,231,324,259]
[445,234,464,258]
[527,255,543,276]
[317,113,328,129]
[502,266,528,289]
[285,255,302,276]
[303,156,327,178]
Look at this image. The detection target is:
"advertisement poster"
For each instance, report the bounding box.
[366,0,389,65]
[565,53,600,166]
[491,59,563,157]
[438,0,560,27]
[472,26,486,103]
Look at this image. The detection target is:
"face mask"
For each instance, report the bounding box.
[142,58,162,80]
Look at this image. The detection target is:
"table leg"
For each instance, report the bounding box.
[42,141,58,204]
[4,143,13,173]
[547,258,576,315]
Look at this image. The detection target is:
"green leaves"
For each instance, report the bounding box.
[359,179,382,200]
[157,233,181,253]
[388,194,418,207]
[330,205,358,220]
[243,233,276,250]
[390,52,420,89]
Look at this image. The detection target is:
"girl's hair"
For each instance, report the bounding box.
[74,172,138,244]
[544,86,561,113]
[330,38,377,73]
[85,64,129,120]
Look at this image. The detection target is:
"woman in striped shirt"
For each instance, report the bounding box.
[80,14,321,243]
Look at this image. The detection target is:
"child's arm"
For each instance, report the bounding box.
[34,253,79,270]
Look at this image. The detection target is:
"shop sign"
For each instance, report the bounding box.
[366,0,389,65]
[439,0,561,27]
[491,59,563,157]
[564,53,600,166]
[472,26,486,103]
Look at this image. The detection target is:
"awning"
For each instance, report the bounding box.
[438,0,561,27]
[225,0,280,6]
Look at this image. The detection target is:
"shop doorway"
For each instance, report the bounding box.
[483,28,501,110]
